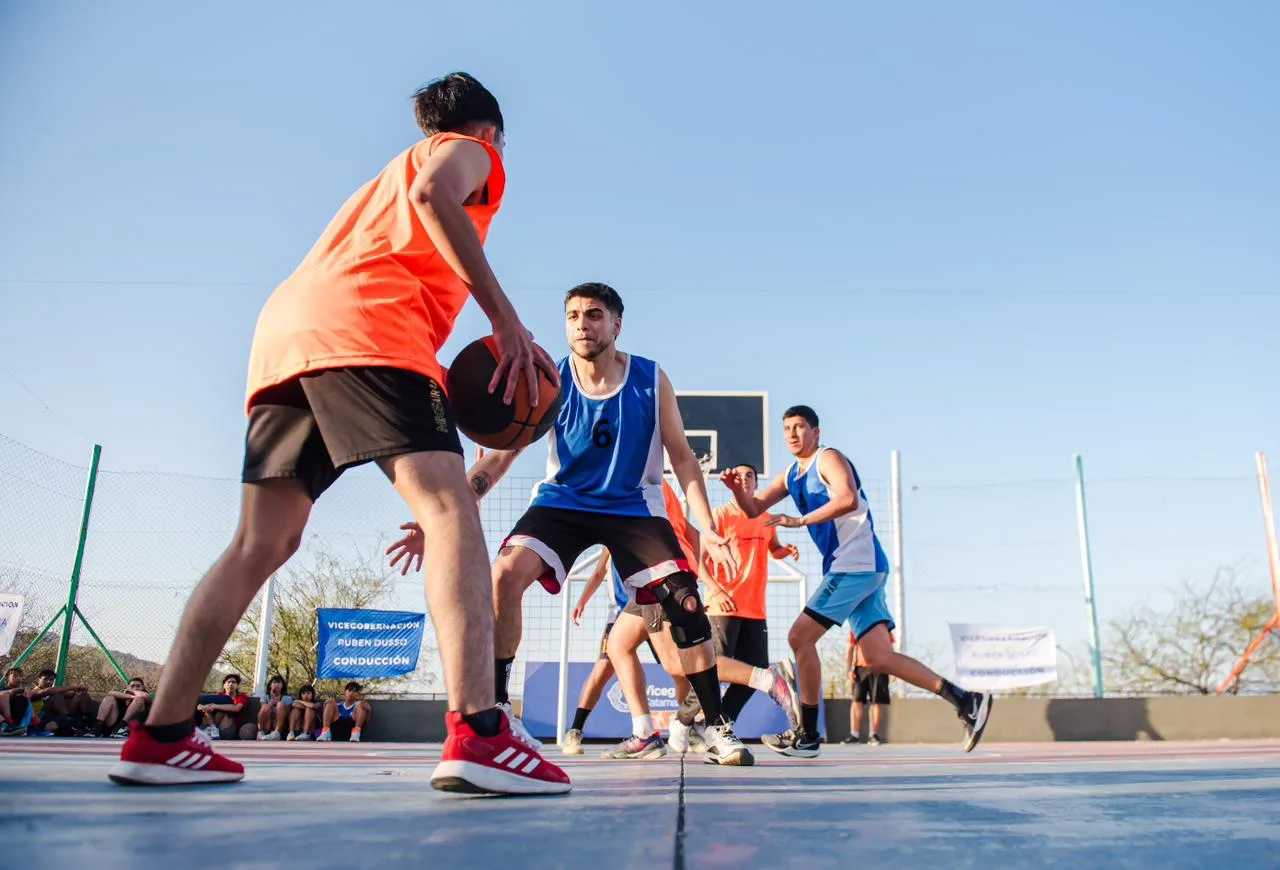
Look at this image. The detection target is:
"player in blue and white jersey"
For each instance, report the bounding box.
[722,405,993,758]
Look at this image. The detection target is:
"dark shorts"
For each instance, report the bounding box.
[503,506,690,596]
[243,367,463,501]
[330,718,356,741]
[710,616,770,668]
[853,668,891,705]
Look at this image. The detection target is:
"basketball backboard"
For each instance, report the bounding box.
[666,392,769,477]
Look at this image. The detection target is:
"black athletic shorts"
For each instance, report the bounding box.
[710,616,770,669]
[853,667,891,705]
[503,506,690,597]
[243,367,463,500]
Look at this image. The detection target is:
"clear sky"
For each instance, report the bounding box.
[2,1,1277,677]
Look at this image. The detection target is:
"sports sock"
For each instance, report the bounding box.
[463,707,503,738]
[495,656,515,705]
[632,714,653,737]
[801,704,819,737]
[687,667,726,726]
[748,667,773,693]
[144,719,195,744]
[937,679,967,711]
[571,706,591,732]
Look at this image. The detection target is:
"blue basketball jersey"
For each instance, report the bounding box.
[786,447,889,575]
[608,562,628,619]
[531,354,667,517]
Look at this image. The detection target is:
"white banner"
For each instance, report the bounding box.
[0,594,25,656]
[949,623,1058,690]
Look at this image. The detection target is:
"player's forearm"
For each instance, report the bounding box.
[672,456,717,533]
[466,449,522,502]
[579,571,605,605]
[799,492,857,527]
[413,195,515,326]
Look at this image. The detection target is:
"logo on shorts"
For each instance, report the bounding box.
[428,382,449,434]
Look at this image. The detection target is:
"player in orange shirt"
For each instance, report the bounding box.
[670,464,800,738]
[109,73,568,797]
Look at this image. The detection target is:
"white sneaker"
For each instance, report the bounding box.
[704,722,754,766]
[668,719,691,754]
[562,728,584,755]
[204,725,221,741]
[264,731,282,741]
[688,723,709,754]
[497,702,543,750]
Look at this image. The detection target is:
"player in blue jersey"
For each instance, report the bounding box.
[721,405,993,757]
[390,283,765,765]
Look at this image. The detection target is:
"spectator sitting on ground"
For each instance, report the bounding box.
[194,673,251,740]
[0,667,31,736]
[287,684,323,741]
[256,674,292,741]
[319,682,371,743]
[93,676,152,738]
[28,669,95,735]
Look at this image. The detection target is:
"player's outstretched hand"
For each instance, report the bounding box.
[765,514,804,529]
[386,521,425,575]
[781,543,801,560]
[488,316,560,408]
[719,468,748,493]
[702,529,740,576]
[572,599,588,626]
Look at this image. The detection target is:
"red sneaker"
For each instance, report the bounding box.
[431,711,571,796]
[108,722,245,786]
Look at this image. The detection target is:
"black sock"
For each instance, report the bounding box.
[938,679,967,711]
[464,707,503,738]
[801,704,819,737]
[144,719,195,744]
[686,667,726,726]
[571,706,591,732]
[495,657,515,705]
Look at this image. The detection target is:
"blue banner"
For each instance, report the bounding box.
[316,608,425,679]
[521,661,825,740]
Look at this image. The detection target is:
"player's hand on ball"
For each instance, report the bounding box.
[766,514,804,529]
[386,521,425,575]
[488,316,559,407]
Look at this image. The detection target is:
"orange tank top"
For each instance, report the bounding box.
[707,503,772,619]
[663,481,698,566]
[244,132,506,411]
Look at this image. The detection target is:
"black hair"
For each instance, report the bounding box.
[223,674,242,686]
[413,72,504,137]
[268,674,286,692]
[564,282,624,318]
[782,405,819,428]
[38,668,56,680]
[299,684,316,698]
[344,681,362,693]
[4,667,21,679]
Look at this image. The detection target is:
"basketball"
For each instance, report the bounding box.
[446,337,561,450]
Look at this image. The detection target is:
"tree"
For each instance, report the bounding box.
[218,542,416,698]
[1104,566,1280,695]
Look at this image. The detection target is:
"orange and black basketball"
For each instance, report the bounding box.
[446,337,561,450]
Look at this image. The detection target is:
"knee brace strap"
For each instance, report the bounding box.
[652,572,712,649]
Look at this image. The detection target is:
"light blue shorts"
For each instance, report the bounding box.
[805,571,895,639]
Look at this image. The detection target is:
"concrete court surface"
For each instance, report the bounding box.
[2,738,1279,869]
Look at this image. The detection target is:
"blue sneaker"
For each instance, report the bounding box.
[602,732,667,760]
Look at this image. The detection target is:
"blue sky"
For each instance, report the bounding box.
[2,1,1278,678]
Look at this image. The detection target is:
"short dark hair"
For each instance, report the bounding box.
[565,282,624,317]
[299,684,316,697]
[733,463,760,477]
[223,674,242,685]
[128,676,145,685]
[783,405,819,427]
[4,667,21,679]
[344,681,362,693]
[38,669,56,681]
[269,674,286,690]
[412,72,504,137]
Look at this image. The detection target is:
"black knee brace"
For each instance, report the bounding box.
[652,572,712,649]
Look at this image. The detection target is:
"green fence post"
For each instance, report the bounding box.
[55,444,102,684]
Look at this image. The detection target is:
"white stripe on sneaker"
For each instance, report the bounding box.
[521,757,541,774]
[179,755,205,768]
[507,751,529,770]
[165,751,190,766]
[188,755,211,770]
[493,747,515,764]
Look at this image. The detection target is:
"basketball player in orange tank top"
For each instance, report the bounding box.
[108,73,570,796]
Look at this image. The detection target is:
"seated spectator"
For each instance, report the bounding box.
[256,674,292,741]
[319,682,371,743]
[194,673,251,740]
[93,676,152,738]
[28,669,95,735]
[287,684,323,741]
[0,667,30,737]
